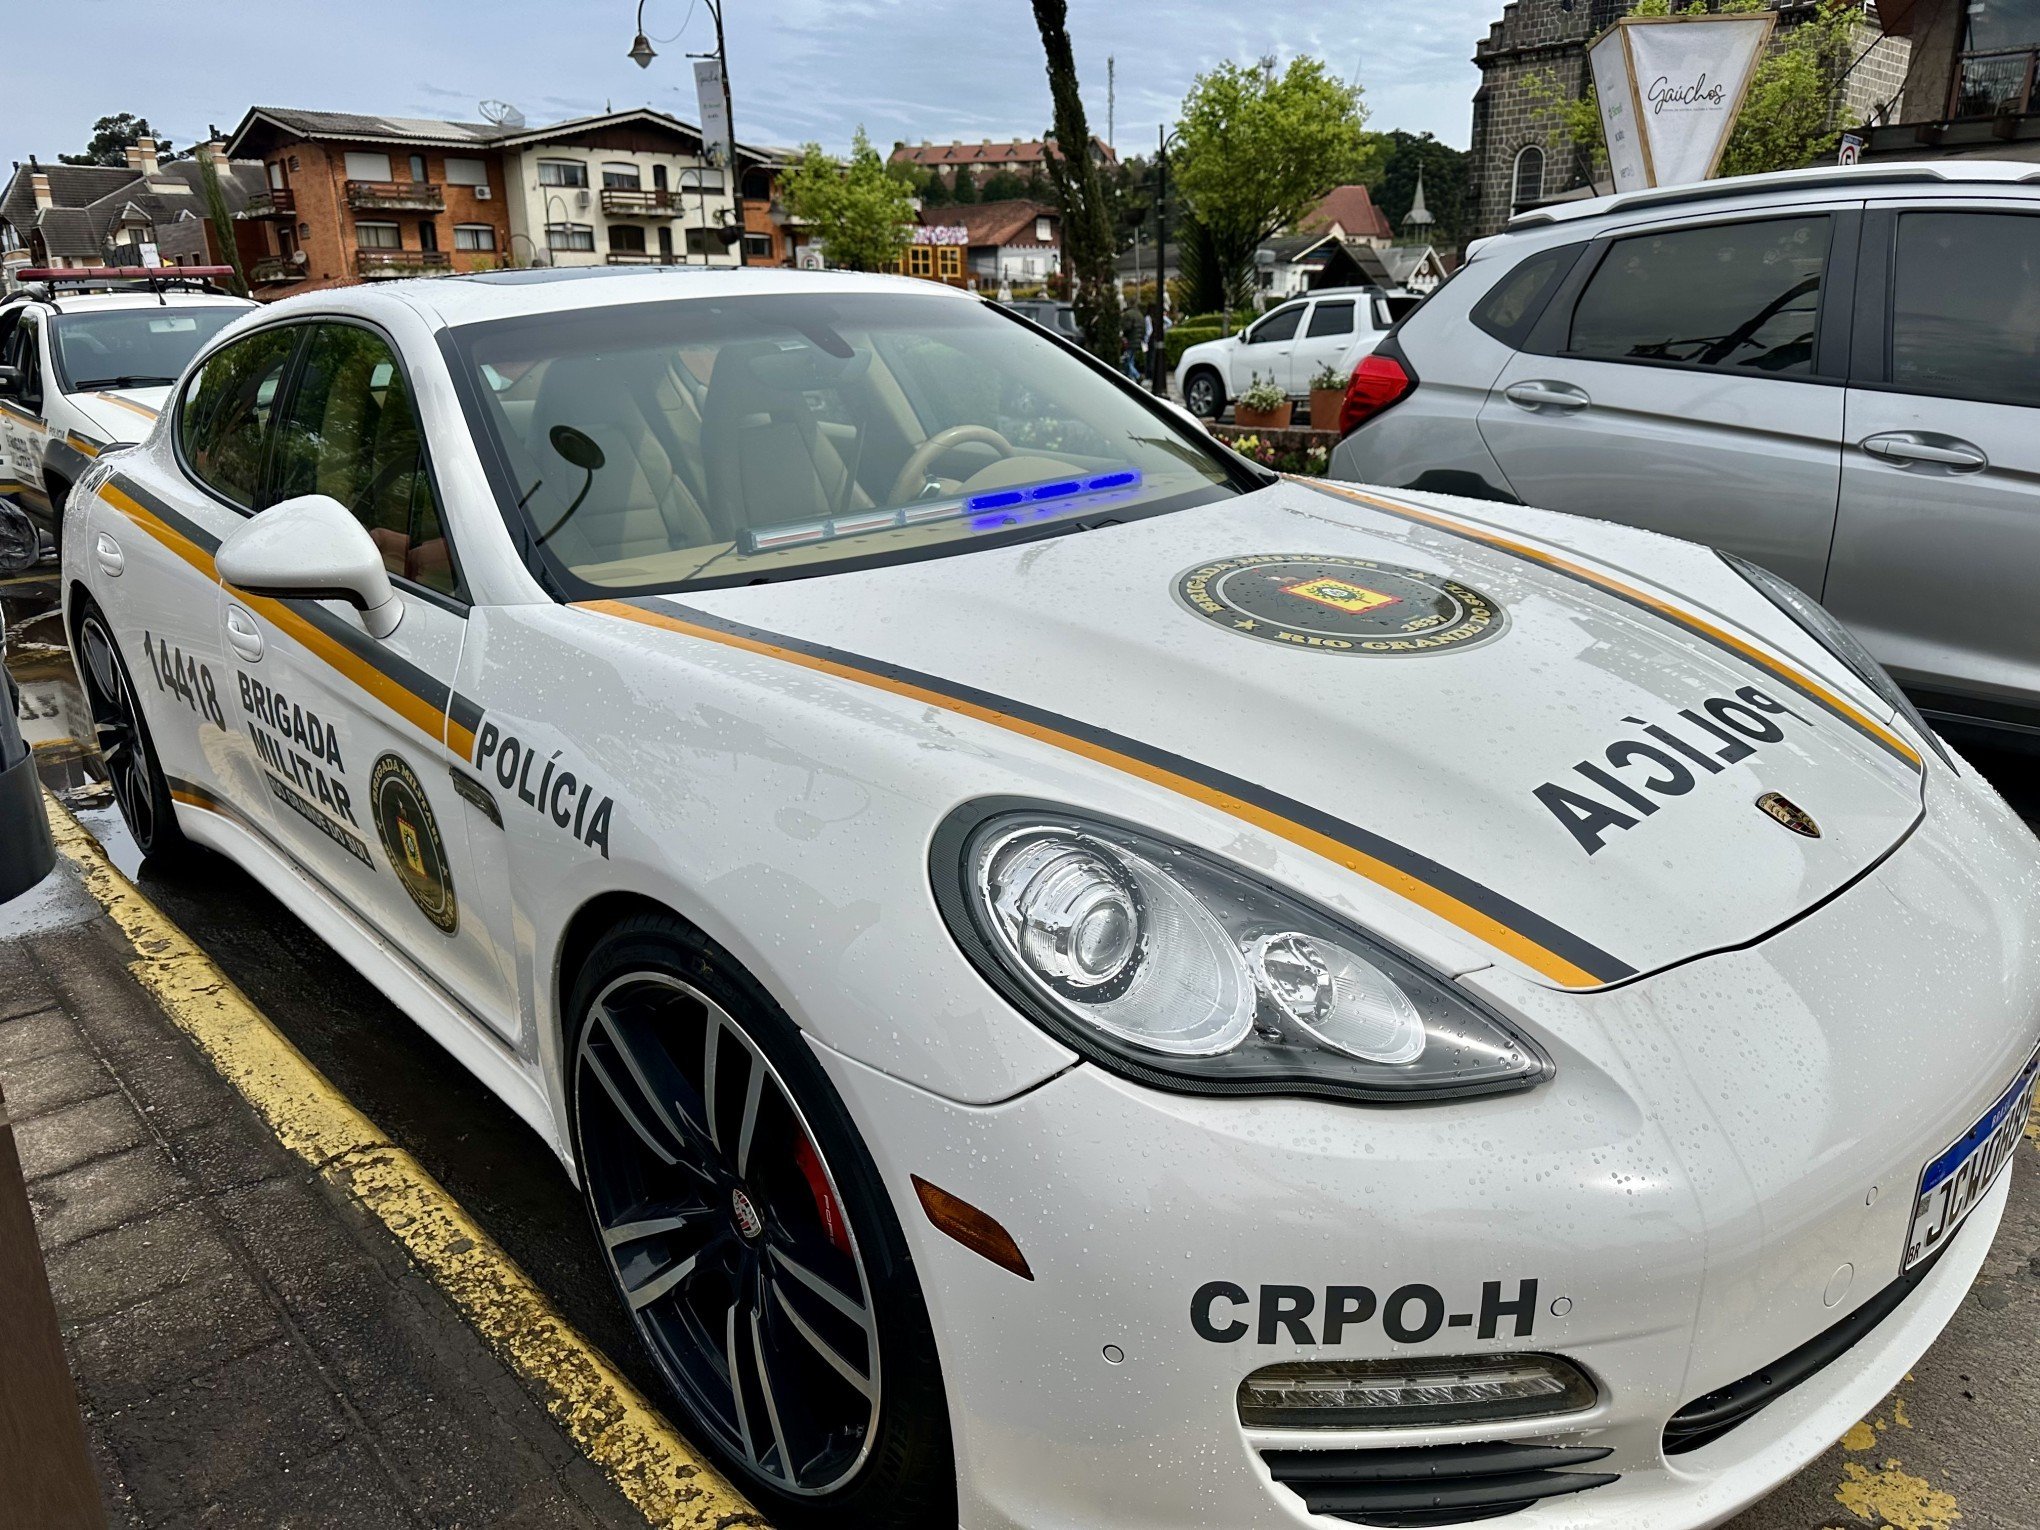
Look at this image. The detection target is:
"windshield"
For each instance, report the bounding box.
[51,306,247,393]
[445,289,1246,595]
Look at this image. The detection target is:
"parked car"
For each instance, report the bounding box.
[999,298,1081,340]
[0,499,54,901]
[1176,285,1412,418]
[62,266,2040,1529]
[1330,160,2040,738]
[0,267,254,546]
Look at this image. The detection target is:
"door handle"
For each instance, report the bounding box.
[1859,432,1988,472]
[224,605,264,662]
[1504,381,1591,412]
[93,532,123,578]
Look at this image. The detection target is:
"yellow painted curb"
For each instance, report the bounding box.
[45,796,765,1529]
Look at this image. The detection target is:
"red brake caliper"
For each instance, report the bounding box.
[793,1135,851,1255]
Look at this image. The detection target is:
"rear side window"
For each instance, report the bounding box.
[1306,300,1355,337]
[1888,211,2040,408]
[1567,216,1829,376]
[1470,246,1578,346]
[177,327,299,508]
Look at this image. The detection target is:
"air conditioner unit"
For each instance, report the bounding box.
[575,189,591,210]
[474,185,493,200]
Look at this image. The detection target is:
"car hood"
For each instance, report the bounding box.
[669,480,1926,990]
[65,386,166,445]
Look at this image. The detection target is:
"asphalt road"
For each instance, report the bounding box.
[8,559,2040,1530]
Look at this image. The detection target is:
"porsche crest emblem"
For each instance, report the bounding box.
[1756,792,1820,838]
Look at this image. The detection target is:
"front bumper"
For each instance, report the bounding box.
[816,765,2040,1529]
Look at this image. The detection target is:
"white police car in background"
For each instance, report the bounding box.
[0,267,253,545]
[59,265,2040,1528]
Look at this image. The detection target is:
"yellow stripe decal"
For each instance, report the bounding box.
[1311,481,1922,770]
[44,797,760,1527]
[582,597,1630,989]
[93,391,162,423]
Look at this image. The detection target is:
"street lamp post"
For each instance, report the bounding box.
[630,0,748,268]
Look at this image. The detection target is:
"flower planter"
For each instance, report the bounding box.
[1233,400,1293,429]
[1309,387,1345,432]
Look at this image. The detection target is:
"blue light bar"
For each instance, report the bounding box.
[739,467,1143,555]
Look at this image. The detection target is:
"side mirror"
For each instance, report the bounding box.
[216,494,404,639]
[0,364,19,396]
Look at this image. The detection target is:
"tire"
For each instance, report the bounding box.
[42,474,69,557]
[1183,366,1224,419]
[567,913,956,1528]
[72,597,189,862]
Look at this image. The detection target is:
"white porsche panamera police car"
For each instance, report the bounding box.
[57,267,2040,1529]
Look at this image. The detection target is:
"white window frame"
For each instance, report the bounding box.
[354,220,402,250]
[344,150,393,182]
[679,167,727,193]
[453,223,497,251]
[537,159,589,188]
[601,162,643,190]
[546,221,596,252]
[444,157,489,187]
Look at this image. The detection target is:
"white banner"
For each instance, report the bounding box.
[694,59,733,168]
[1592,14,1773,191]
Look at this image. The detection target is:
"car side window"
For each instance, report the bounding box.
[1306,300,1355,338]
[1470,246,1579,346]
[1566,216,1830,377]
[177,326,299,507]
[269,324,457,597]
[1247,305,1303,345]
[7,313,45,408]
[1887,211,2040,409]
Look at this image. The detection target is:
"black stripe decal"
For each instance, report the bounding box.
[640,597,1638,984]
[1311,484,1921,772]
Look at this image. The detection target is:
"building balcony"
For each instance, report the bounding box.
[345,180,445,212]
[355,248,453,278]
[248,255,308,285]
[1948,47,2039,122]
[600,187,686,217]
[244,187,296,219]
[604,251,675,265]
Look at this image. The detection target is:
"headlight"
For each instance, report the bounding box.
[932,802,1553,1102]
[1718,551,1951,768]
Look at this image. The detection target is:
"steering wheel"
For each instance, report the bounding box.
[888,424,1016,504]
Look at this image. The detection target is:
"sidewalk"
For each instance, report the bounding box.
[0,821,695,1528]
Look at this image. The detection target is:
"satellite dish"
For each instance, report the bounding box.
[479,100,527,129]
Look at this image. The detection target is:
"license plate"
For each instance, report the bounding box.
[1905,1044,2040,1270]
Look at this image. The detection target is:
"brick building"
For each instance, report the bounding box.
[890,135,1115,191]
[1466,1,1911,242]
[223,109,515,296]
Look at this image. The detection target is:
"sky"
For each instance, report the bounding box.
[2,0,1497,176]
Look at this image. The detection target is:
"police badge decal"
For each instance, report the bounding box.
[1176,554,1506,656]
[369,752,459,934]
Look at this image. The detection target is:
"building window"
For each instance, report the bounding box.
[546,221,595,252]
[1511,146,1545,216]
[444,157,489,187]
[908,245,935,276]
[742,168,771,200]
[653,164,669,192]
[418,220,438,252]
[602,163,642,189]
[743,232,773,260]
[659,226,675,260]
[538,160,589,188]
[408,154,428,183]
[287,154,300,172]
[454,224,496,251]
[680,167,727,193]
[938,246,962,278]
[609,224,647,254]
[345,151,393,182]
[1035,217,1052,241]
[355,221,402,250]
[297,221,311,240]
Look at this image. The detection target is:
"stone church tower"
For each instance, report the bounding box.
[1466,1,1911,242]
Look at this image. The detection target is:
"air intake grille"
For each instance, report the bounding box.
[1261,1441,1617,1526]
[1664,1226,1960,1456]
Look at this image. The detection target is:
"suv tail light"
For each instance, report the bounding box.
[1338,347,1417,438]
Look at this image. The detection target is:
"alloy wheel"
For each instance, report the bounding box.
[77,613,157,849]
[1186,372,1219,418]
[574,972,882,1495]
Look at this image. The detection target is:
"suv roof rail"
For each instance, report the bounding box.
[1502,163,2011,232]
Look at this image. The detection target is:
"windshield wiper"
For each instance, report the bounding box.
[74,374,177,390]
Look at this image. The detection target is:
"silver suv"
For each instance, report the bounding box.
[1330,161,2040,738]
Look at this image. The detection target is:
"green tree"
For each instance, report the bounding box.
[194,150,250,298]
[980,168,1029,203]
[1174,57,1375,304]
[61,113,182,167]
[1032,0,1121,360]
[780,128,915,273]
[917,167,953,207]
[1529,0,1865,188]
[1367,131,1469,250]
[950,167,980,204]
